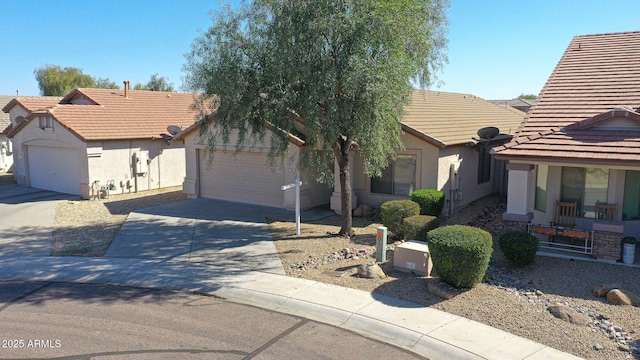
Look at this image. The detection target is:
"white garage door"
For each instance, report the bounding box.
[28,145,83,195]
[199,150,285,208]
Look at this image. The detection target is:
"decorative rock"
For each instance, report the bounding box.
[356,263,386,279]
[618,344,630,352]
[535,289,544,296]
[594,343,603,351]
[427,279,458,300]
[547,304,591,326]
[593,283,621,298]
[607,289,640,307]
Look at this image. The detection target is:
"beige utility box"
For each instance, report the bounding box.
[393,240,433,276]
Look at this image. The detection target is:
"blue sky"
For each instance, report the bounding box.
[1,0,638,100]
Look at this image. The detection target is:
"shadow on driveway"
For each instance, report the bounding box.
[104,198,334,275]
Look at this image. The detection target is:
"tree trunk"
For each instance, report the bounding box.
[335,140,353,237]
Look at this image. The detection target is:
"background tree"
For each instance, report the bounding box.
[184,0,449,236]
[34,65,96,96]
[133,73,174,91]
[34,65,120,96]
[518,93,538,100]
[94,78,120,89]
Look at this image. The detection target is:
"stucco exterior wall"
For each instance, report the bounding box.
[182,128,330,209]
[86,139,186,197]
[10,113,186,198]
[10,114,88,188]
[348,131,498,216]
[0,135,13,172]
[349,132,438,210]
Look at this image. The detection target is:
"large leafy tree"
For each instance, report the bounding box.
[34,65,97,96]
[134,73,174,92]
[184,0,448,236]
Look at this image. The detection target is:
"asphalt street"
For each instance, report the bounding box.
[0,281,425,359]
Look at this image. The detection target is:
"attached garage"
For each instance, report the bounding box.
[27,145,83,195]
[198,150,285,208]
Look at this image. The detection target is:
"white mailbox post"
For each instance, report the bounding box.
[281,177,303,235]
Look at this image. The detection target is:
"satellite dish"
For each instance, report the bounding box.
[167,125,182,136]
[477,126,500,140]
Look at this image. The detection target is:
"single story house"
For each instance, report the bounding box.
[332,90,526,215]
[488,98,537,113]
[2,86,197,198]
[493,30,640,261]
[176,118,333,211]
[0,95,19,172]
[177,90,526,214]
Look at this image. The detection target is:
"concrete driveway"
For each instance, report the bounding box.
[104,198,333,275]
[0,184,79,257]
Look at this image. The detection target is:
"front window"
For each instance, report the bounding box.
[477,147,491,184]
[371,155,416,196]
[38,116,53,129]
[623,170,640,220]
[535,164,548,212]
[560,167,609,218]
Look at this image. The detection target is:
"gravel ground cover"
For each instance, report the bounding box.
[270,197,640,360]
[45,182,640,359]
[52,186,187,256]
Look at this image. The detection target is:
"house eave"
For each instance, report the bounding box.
[494,154,640,168]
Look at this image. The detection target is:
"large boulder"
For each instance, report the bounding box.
[547,304,590,326]
[593,283,621,298]
[606,289,640,307]
[357,263,386,279]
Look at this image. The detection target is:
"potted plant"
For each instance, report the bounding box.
[622,237,637,265]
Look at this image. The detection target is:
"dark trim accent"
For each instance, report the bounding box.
[502,212,533,222]
[506,163,534,171]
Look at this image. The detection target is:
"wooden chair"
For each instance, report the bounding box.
[553,201,577,228]
[551,201,577,244]
[595,203,617,221]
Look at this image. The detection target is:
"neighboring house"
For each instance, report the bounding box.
[2,95,63,174]
[177,90,526,214]
[489,98,537,113]
[2,86,197,198]
[0,95,25,172]
[493,30,640,261]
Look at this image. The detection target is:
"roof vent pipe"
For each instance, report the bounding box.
[123,80,130,98]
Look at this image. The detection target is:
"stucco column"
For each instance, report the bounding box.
[503,163,534,222]
[330,153,357,215]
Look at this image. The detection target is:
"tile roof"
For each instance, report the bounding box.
[0,96,14,132]
[402,90,526,148]
[1,95,62,135]
[494,31,640,164]
[4,89,198,141]
[175,90,527,148]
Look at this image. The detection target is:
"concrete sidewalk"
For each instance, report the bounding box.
[0,256,580,360]
[0,195,582,359]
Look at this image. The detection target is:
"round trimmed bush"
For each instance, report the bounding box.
[427,225,493,288]
[402,215,439,242]
[411,189,445,216]
[380,200,420,238]
[498,231,540,266]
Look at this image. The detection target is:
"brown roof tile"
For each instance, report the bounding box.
[495,31,640,163]
[401,90,526,148]
[5,89,199,141]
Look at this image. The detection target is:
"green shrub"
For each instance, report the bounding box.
[380,200,420,238]
[498,231,540,266]
[402,215,439,242]
[427,225,493,288]
[411,189,445,216]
